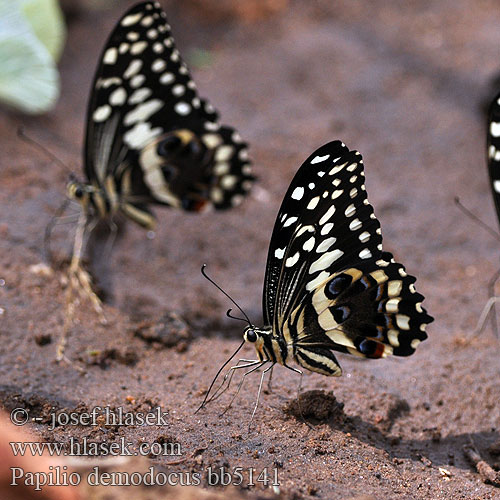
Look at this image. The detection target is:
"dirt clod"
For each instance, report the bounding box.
[134,311,191,348]
[284,390,345,423]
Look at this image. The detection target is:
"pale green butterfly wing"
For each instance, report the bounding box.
[21,0,66,61]
[0,2,60,114]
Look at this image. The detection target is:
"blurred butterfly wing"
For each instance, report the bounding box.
[488,91,500,226]
[262,141,382,328]
[84,1,253,208]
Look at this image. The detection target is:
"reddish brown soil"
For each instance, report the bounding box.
[1,1,500,499]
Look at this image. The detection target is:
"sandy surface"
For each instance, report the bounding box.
[1,1,500,499]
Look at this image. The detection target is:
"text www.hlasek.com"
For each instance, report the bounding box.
[10,437,180,458]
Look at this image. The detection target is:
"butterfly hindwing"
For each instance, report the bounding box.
[84,1,253,213]
[283,254,431,376]
[488,91,500,224]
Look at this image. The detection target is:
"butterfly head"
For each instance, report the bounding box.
[139,130,213,212]
[67,179,93,207]
[243,326,273,362]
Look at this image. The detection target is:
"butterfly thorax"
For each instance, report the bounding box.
[67,176,123,219]
[243,326,292,366]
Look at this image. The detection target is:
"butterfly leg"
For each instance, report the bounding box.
[473,295,500,338]
[248,363,275,432]
[266,364,275,393]
[102,218,119,262]
[220,361,267,416]
[69,214,106,322]
[486,265,500,337]
[207,359,260,405]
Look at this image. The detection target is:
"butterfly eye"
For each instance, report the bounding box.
[326,274,352,300]
[157,136,182,157]
[74,186,84,198]
[184,139,202,158]
[245,329,258,343]
[331,305,350,324]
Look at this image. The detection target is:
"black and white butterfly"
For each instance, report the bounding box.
[487,92,500,225]
[58,1,253,312]
[200,141,433,417]
[466,91,500,337]
[66,0,253,245]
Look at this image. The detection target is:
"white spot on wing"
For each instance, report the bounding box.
[131,41,148,55]
[349,218,362,231]
[174,102,191,116]
[490,122,500,137]
[274,248,285,259]
[319,205,336,225]
[109,87,127,106]
[303,236,315,251]
[291,187,304,200]
[359,231,370,242]
[160,72,175,85]
[126,32,140,41]
[321,223,333,235]
[121,13,142,26]
[129,88,152,105]
[202,134,222,148]
[359,248,372,259]
[306,270,330,291]
[311,154,330,164]
[307,196,320,210]
[123,122,162,149]
[103,47,118,65]
[124,59,142,79]
[130,74,146,88]
[286,252,300,267]
[172,84,185,96]
[215,145,234,162]
[283,216,298,228]
[93,104,111,122]
[316,237,336,253]
[309,249,343,273]
[124,99,163,126]
[345,204,356,217]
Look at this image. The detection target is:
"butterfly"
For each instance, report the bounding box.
[57,1,253,314]
[467,90,500,337]
[68,0,253,230]
[487,92,500,227]
[200,140,433,419]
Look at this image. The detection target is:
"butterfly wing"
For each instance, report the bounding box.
[488,91,500,225]
[84,1,253,212]
[263,141,432,375]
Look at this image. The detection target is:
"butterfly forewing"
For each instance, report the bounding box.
[263,141,383,330]
[488,92,500,224]
[84,1,253,212]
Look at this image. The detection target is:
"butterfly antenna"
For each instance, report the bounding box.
[195,340,246,413]
[226,308,249,323]
[17,127,74,177]
[454,197,500,242]
[201,264,252,326]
